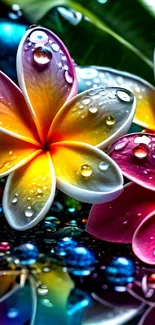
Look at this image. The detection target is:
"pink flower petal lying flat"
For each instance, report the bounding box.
[132,213,155,265]
[108,133,155,191]
[86,182,155,243]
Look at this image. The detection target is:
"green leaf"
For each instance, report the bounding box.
[3,0,155,83]
[137,0,155,18]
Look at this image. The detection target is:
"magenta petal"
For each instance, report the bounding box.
[132,213,155,264]
[109,133,155,191]
[86,182,155,243]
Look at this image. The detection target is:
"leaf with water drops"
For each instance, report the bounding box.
[0,71,39,144]
[87,182,155,243]
[133,213,155,265]
[51,141,123,204]
[17,26,77,142]
[0,132,40,177]
[3,152,56,230]
[109,133,155,191]
[48,87,136,148]
[76,66,155,131]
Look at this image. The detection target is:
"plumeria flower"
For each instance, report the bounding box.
[85,65,155,265]
[0,27,136,231]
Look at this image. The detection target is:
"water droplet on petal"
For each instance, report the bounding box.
[25,207,34,218]
[30,31,48,45]
[37,284,48,296]
[117,77,123,84]
[12,194,18,204]
[33,47,52,65]
[81,164,92,177]
[88,106,98,114]
[114,139,128,151]
[81,97,91,105]
[134,135,151,145]
[62,55,67,61]
[105,115,116,126]
[150,236,154,240]
[99,161,109,170]
[132,144,149,159]
[50,42,60,52]
[37,188,43,195]
[116,90,133,102]
[9,151,13,155]
[65,71,73,84]
[99,90,106,96]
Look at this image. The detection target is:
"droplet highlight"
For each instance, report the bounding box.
[116,90,133,102]
[33,47,52,65]
[50,42,60,52]
[132,144,149,159]
[65,70,73,84]
[88,106,98,114]
[99,161,109,170]
[105,115,116,126]
[12,194,18,204]
[81,164,92,177]
[25,207,34,218]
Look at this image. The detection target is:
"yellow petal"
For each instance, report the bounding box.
[3,152,56,230]
[0,132,40,177]
[48,87,136,148]
[0,71,39,144]
[17,27,77,142]
[76,66,155,131]
[33,267,74,324]
[51,141,123,204]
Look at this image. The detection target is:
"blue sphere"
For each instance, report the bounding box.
[55,237,78,256]
[12,243,39,266]
[105,257,135,288]
[66,246,96,276]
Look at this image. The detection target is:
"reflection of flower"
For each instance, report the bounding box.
[0,27,136,231]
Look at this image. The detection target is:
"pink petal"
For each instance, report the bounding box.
[108,133,155,191]
[132,213,155,265]
[86,182,155,243]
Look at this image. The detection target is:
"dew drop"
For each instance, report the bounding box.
[150,237,154,240]
[37,284,48,296]
[9,151,13,155]
[81,164,92,177]
[37,188,43,195]
[114,139,128,151]
[116,90,133,102]
[105,115,116,126]
[51,42,60,52]
[88,106,98,114]
[64,71,73,84]
[58,62,62,68]
[123,220,128,225]
[99,161,109,170]
[25,207,34,218]
[63,64,69,70]
[30,31,48,45]
[33,47,52,65]
[132,144,149,159]
[12,194,18,204]
[81,97,91,105]
[62,55,67,61]
[134,135,151,145]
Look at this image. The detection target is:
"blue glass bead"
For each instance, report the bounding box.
[55,237,78,256]
[12,243,39,266]
[66,246,96,276]
[105,257,135,288]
